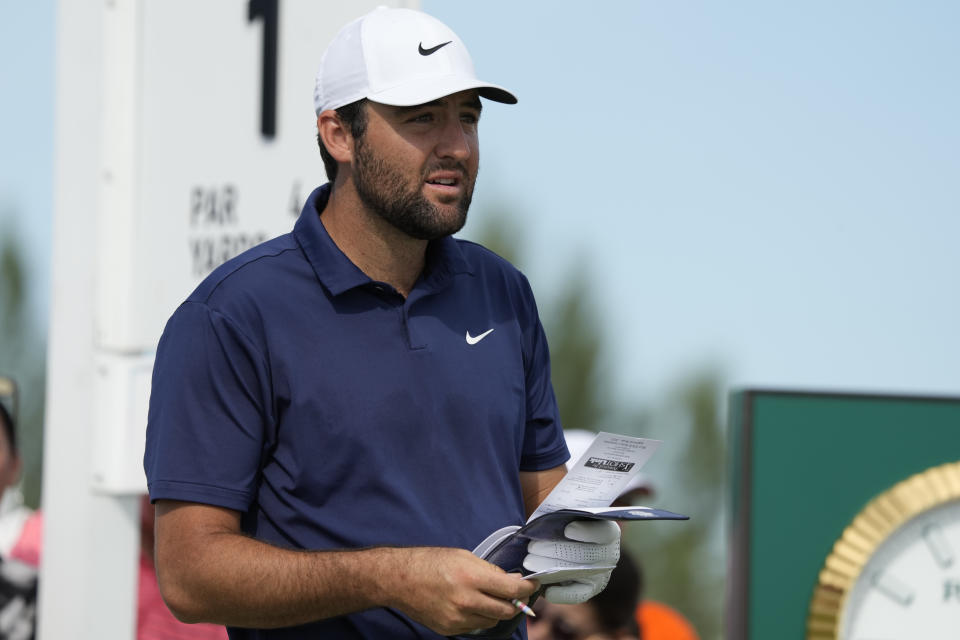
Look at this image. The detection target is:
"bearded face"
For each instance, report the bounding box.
[352,133,475,240]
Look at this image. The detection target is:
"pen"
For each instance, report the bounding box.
[512,599,536,617]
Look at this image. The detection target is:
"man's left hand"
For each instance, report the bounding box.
[522,519,620,604]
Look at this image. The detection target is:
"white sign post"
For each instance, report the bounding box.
[44,1,414,637]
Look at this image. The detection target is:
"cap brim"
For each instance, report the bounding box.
[477,86,518,105]
[368,75,517,106]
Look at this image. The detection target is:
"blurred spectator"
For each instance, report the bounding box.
[527,549,641,640]
[0,377,225,639]
[0,375,36,640]
[11,497,227,640]
[563,430,700,640]
[635,601,699,640]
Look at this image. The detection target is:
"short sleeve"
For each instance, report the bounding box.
[517,276,569,471]
[144,301,272,512]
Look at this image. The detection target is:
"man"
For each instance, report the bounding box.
[144,8,619,639]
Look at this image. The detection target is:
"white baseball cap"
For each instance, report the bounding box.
[313,6,517,115]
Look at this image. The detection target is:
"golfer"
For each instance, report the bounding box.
[144,7,619,639]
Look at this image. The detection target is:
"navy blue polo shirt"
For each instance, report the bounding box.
[144,184,569,639]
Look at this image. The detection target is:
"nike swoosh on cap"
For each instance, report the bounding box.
[466,328,494,345]
[419,41,452,56]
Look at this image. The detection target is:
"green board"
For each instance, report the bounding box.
[727,389,960,640]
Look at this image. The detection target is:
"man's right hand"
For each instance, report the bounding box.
[155,501,537,636]
[382,547,538,636]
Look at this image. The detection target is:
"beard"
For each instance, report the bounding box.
[352,137,474,241]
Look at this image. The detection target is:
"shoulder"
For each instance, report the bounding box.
[455,238,517,271]
[8,510,43,568]
[0,496,33,556]
[450,239,548,348]
[186,233,303,308]
[159,233,307,354]
[454,239,535,295]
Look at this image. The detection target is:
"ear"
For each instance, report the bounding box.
[317,110,355,167]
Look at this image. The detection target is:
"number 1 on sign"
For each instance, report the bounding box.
[248,0,278,139]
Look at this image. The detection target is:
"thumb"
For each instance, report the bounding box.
[563,520,620,544]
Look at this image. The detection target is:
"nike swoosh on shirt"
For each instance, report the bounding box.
[465,328,494,345]
[419,41,452,56]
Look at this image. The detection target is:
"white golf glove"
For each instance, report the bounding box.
[522,519,620,604]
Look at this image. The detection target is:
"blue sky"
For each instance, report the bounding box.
[0,0,54,301]
[2,0,959,412]
[425,0,960,407]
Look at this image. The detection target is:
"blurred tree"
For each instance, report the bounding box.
[625,369,726,640]
[467,207,522,269]
[541,266,608,432]
[0,218,46,508]
[470,210,726,640]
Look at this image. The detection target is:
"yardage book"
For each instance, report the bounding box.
[462,432,689,638]
[473,431,688,579]
[473,505,688,581]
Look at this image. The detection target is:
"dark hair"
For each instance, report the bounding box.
[317,99,369,183]
[0,402,16,455]
[592,549,643,633]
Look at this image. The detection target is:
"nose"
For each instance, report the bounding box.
[435,114,473,162]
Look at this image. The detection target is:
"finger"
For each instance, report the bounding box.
[526,539,620,564]
[471,592,527,622]
[523,553,584,573]
[479,570,539,600]
[453,613,507,637]
[543,581,601,605]
[467,611,511,628]
[563,519,620,544]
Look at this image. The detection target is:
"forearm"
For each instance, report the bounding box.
[520,465,566,518]
[155,500,538,634]
[158,530,404,628]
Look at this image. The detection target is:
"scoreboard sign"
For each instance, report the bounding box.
[96,0,413,351]
[91,0,413,491]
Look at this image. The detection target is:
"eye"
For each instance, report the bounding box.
[406,112,435,124]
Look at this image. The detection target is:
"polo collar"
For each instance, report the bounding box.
[294,185,473,297]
